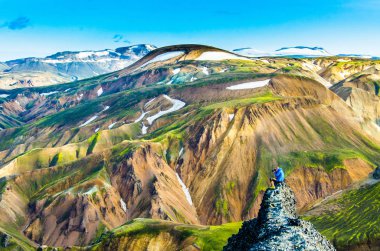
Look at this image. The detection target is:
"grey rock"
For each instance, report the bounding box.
[224,183,336,251]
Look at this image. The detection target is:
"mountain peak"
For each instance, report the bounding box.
[276,46,326,52]
[274,46,331,57]
[224,183,335,251]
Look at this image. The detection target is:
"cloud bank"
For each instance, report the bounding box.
[1,17,30,30]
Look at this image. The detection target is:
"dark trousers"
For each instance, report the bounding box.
[270,178,284,187]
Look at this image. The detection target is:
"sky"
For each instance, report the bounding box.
[0,0,380,61]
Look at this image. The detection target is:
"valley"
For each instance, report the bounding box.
[0,44,379,250]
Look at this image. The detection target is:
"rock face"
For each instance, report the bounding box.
[224,183,335,251]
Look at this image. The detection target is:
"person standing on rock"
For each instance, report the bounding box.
[270,166,285,189]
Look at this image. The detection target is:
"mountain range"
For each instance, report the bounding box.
[0,44,156,89]
[0,44,379,250]
[233,46,379,59]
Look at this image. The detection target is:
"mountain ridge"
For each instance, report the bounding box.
[0,44,156,89]
[0,43,379,250]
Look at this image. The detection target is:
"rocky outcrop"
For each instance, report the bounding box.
[224,183,335,251]
[374,167,380,179]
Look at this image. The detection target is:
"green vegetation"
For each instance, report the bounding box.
[202,92,281,110]
[304,181,380,250]
[281,63,302,73]
[0,178,6,195]
[277,149,375,173]
[87,133,100,155]
[89,218,241,251]
[182,221,242,251]
[0,227,35,251]
[215,199,229,217]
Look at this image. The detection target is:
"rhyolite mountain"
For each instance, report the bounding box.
[0,44,379,250]
[0,44,156,89]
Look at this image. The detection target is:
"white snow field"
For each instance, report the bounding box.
[79,116,98,127]
[142,51,184,67]
[134,111,148,123]
[108,122,117,129]
[120,198,127,213]
[196,51,247,61]
[40,91,59,96]
[228,114,235,121]
[146,95,186,125]
[173,68,181,74]
[227,79,271,90]
[175,173,193,205]
[202,67,209,75]
[79,105,110,128]
[141,123,148,135]
[97,87,103,96]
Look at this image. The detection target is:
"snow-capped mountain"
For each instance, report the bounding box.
[275,46,331,57]
[233,46,332,58]
[336,54,374,59]
[0,44,156,89]
[232,48,272,57]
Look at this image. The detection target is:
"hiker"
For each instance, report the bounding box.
[270,166,285,188]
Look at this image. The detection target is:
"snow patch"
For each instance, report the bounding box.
[144,98,156,108]
[79,116,98,127]
[101,106,110,112]
[0,94,9,98]
[173,68,181,74]
[40,91,58,96]
[83,186,98,195]
[97,87,103,96]
[141,123,148,135]
[202,67,209,75]
[108,122,117,129]
[175,173,193,205]
[196,51,246,61]
[95,128,100,132]
[142,51,184,67]
[178,147,184,157]
[146,95,186,125]
[120,198,127,213]
[228,114,235,121]
[135,111,147,123]
[227,79,270,90]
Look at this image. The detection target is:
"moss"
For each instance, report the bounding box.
[88,219,242,251]
[215,198,229,218]
[225,181,236,195]
[181,221,242,251]
[201,92,281,110]
[304,181,380,250]
[87,133,100,155]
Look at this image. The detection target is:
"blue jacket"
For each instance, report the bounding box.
[274,168,285,182]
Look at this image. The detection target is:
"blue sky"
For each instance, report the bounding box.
[0,0,380,60]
